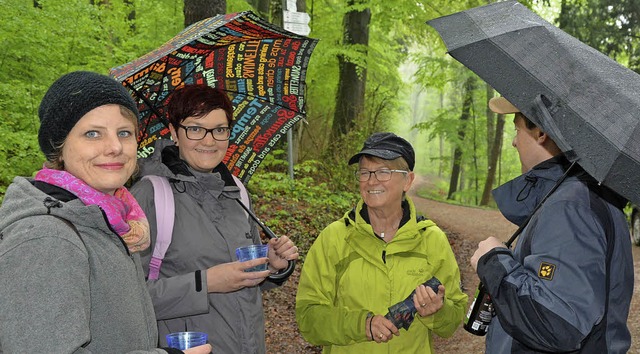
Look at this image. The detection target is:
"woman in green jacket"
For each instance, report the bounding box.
[296,132,467,353]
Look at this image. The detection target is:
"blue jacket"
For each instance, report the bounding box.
[481,157,633,353]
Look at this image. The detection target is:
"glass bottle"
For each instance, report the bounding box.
[463,282,494,336]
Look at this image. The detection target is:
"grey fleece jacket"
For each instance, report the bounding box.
[131,139,281,354]
[0,177,168,354]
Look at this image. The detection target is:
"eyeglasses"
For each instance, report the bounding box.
[177,124,231,141]
[355,169,408,182]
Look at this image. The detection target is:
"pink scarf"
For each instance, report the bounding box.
[35,168,150,253]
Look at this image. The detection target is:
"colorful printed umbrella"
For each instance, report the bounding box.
[110,11,318,182]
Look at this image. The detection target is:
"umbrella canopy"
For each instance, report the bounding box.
[428,1,640,206]
[110,11,318,182]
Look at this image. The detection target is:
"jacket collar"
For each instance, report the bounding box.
[492,155,570,226]
[139,139,241,204]
[344,197,434,243]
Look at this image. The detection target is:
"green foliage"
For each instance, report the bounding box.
[415,174,449,201]
[256,148,290,172]
[0,130,43,198]
[0,0,186,194]
[556,0,640,72]
[247,159,358,259]
[0,0,563,211]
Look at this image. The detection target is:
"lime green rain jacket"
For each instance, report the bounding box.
[296,197,468,353]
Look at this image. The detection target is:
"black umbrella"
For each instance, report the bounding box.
[110,11,318,183]
[428,1,640,206]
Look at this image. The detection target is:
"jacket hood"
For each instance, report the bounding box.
[136,138,244,206]
[0,177,112,235]
[137,139,184,180]
[342,197,438,242]
[492,156,580,226]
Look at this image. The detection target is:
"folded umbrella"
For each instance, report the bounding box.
[384,277,441,331]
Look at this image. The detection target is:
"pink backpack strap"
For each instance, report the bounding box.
[141,175,175,281]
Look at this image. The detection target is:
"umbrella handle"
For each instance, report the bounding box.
[235,199,296,281]
[267,260,296,281]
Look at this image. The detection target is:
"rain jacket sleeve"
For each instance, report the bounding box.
[413,229,467,338]
[478,198,608,352]
[0,218,168,354]
[133,179,210,320]
[295,221,371,346]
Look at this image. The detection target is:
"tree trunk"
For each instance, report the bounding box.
[331,1,371,138]
[485,84,495,163]
[480,112,505,205]
[270,0,283,27]
[184,0,225,27]
[447,77,475,200]
[249,0,270,18]
[125,0,135,31]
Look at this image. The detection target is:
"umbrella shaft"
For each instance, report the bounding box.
[235,198,278,239]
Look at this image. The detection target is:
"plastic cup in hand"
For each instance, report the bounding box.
[235,244,269,272]
[166,331,208,350]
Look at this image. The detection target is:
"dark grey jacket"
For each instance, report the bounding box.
[0,177,166,354]
[131,139,279,354]
[481,157,633,353]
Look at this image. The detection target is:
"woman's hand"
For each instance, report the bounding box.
[206,259,270,293]
[413,284,445,317]
[183,344,212,353]
[267,236,299,271]
[367,315,399,343]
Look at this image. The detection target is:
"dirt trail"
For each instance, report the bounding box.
[407,179,513,353]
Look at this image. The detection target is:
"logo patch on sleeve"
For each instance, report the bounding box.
[538,262,556,280]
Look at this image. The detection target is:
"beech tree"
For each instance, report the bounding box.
[184,0,225,26]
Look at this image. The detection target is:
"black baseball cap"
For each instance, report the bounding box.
[348,132,415,170]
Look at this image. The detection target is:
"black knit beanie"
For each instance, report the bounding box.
[38,71,139,159]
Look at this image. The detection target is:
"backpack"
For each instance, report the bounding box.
[143,175,250,280]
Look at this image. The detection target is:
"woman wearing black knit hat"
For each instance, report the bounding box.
[0,71,210,354]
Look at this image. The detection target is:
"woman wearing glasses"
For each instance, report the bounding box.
[131,84,298,354]
[296,132,467,353]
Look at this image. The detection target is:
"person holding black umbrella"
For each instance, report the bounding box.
[470,97,633,353]
[296,132,468,353]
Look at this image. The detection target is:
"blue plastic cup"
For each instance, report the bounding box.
[235,244,269,272]
[166,331,208,349]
